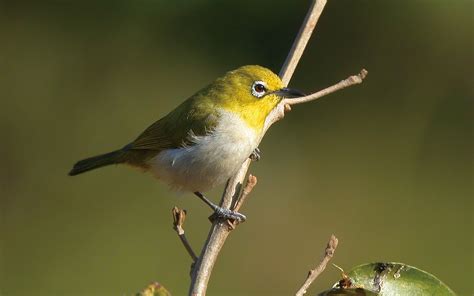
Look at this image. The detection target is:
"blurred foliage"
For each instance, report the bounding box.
[136,282,171,296]
[0,0,472,295]
[319,262,455,295]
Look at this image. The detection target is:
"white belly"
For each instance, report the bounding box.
[148,109,260,192]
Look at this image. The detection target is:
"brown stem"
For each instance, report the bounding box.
[295,235,339,296]
[172,207,198,262]
[279,0,327,86]
[188,0,363,294]
[189,160,250,295]
[234,174,258,212]
[285,69,368,106]
[227,174,258,230]
[263,69,368,132]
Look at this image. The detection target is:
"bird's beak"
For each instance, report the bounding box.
[270,87,306,98]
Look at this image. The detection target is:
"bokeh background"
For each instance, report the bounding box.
[1,0,472,295]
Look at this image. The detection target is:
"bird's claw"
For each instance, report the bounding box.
[213,207,247,223]
[250,147,261,162]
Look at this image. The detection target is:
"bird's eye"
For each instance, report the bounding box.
[251,81,267,98]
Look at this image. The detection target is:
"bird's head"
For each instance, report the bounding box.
[206,65,305,131]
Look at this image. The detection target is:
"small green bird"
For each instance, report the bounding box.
[69,65,304,220]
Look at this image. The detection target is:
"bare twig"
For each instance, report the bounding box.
[263,69,368,132]
[189,161,250,295]
[286,69,367,105]
[172,207,198,262]
[227,174,258,229]
[189,0,365,294]
[233,174,258,212]
[279,0,327,86]
[295,235,339,296]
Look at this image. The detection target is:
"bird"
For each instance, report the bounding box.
[69,65,304,221]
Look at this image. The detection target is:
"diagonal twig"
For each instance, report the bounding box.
[172,207,198,262]
[263,69,368,132]
[227,174,258,230]
[189,0,365,294]
[295,235,339,296]
[189,1,329,294]
[233,174,258,212]
[280,0,327,86]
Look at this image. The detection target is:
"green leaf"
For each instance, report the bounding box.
[319,262,455,296]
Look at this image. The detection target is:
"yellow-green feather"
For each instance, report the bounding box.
[127,65,283,166]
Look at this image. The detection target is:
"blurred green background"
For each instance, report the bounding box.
[1,0,472,295]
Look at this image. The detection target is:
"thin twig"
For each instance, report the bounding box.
[263,69,368,132]
[285,69,368,106]
[227,174,258,229]
[282,69,368,105]
[189,0,363,294]
[280,0,327,86]
[295,235,339,296]
[189,161,250,295]
[172,207,198,262]
[233,174,258,212]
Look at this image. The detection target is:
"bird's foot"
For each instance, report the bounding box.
[212,206,247,222]
[194,191,246,223]
[250,147,261,162]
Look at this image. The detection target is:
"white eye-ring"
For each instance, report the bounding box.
[251,81,267,98]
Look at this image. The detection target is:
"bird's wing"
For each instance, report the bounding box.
[129,98,219,151]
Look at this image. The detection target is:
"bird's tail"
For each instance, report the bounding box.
[69,149,125,176]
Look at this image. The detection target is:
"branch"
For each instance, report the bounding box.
[285,69,367,105]
[279,0,327,86]
[189,161,251,295]
[172,207,198,262]
[263,69,368,132]
[189,0,365,294]
[227,174,257,230]
[189,1,327,294]
[295,235,339,296]
[233,174,257,212]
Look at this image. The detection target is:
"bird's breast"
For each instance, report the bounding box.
[148,109,261,192]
